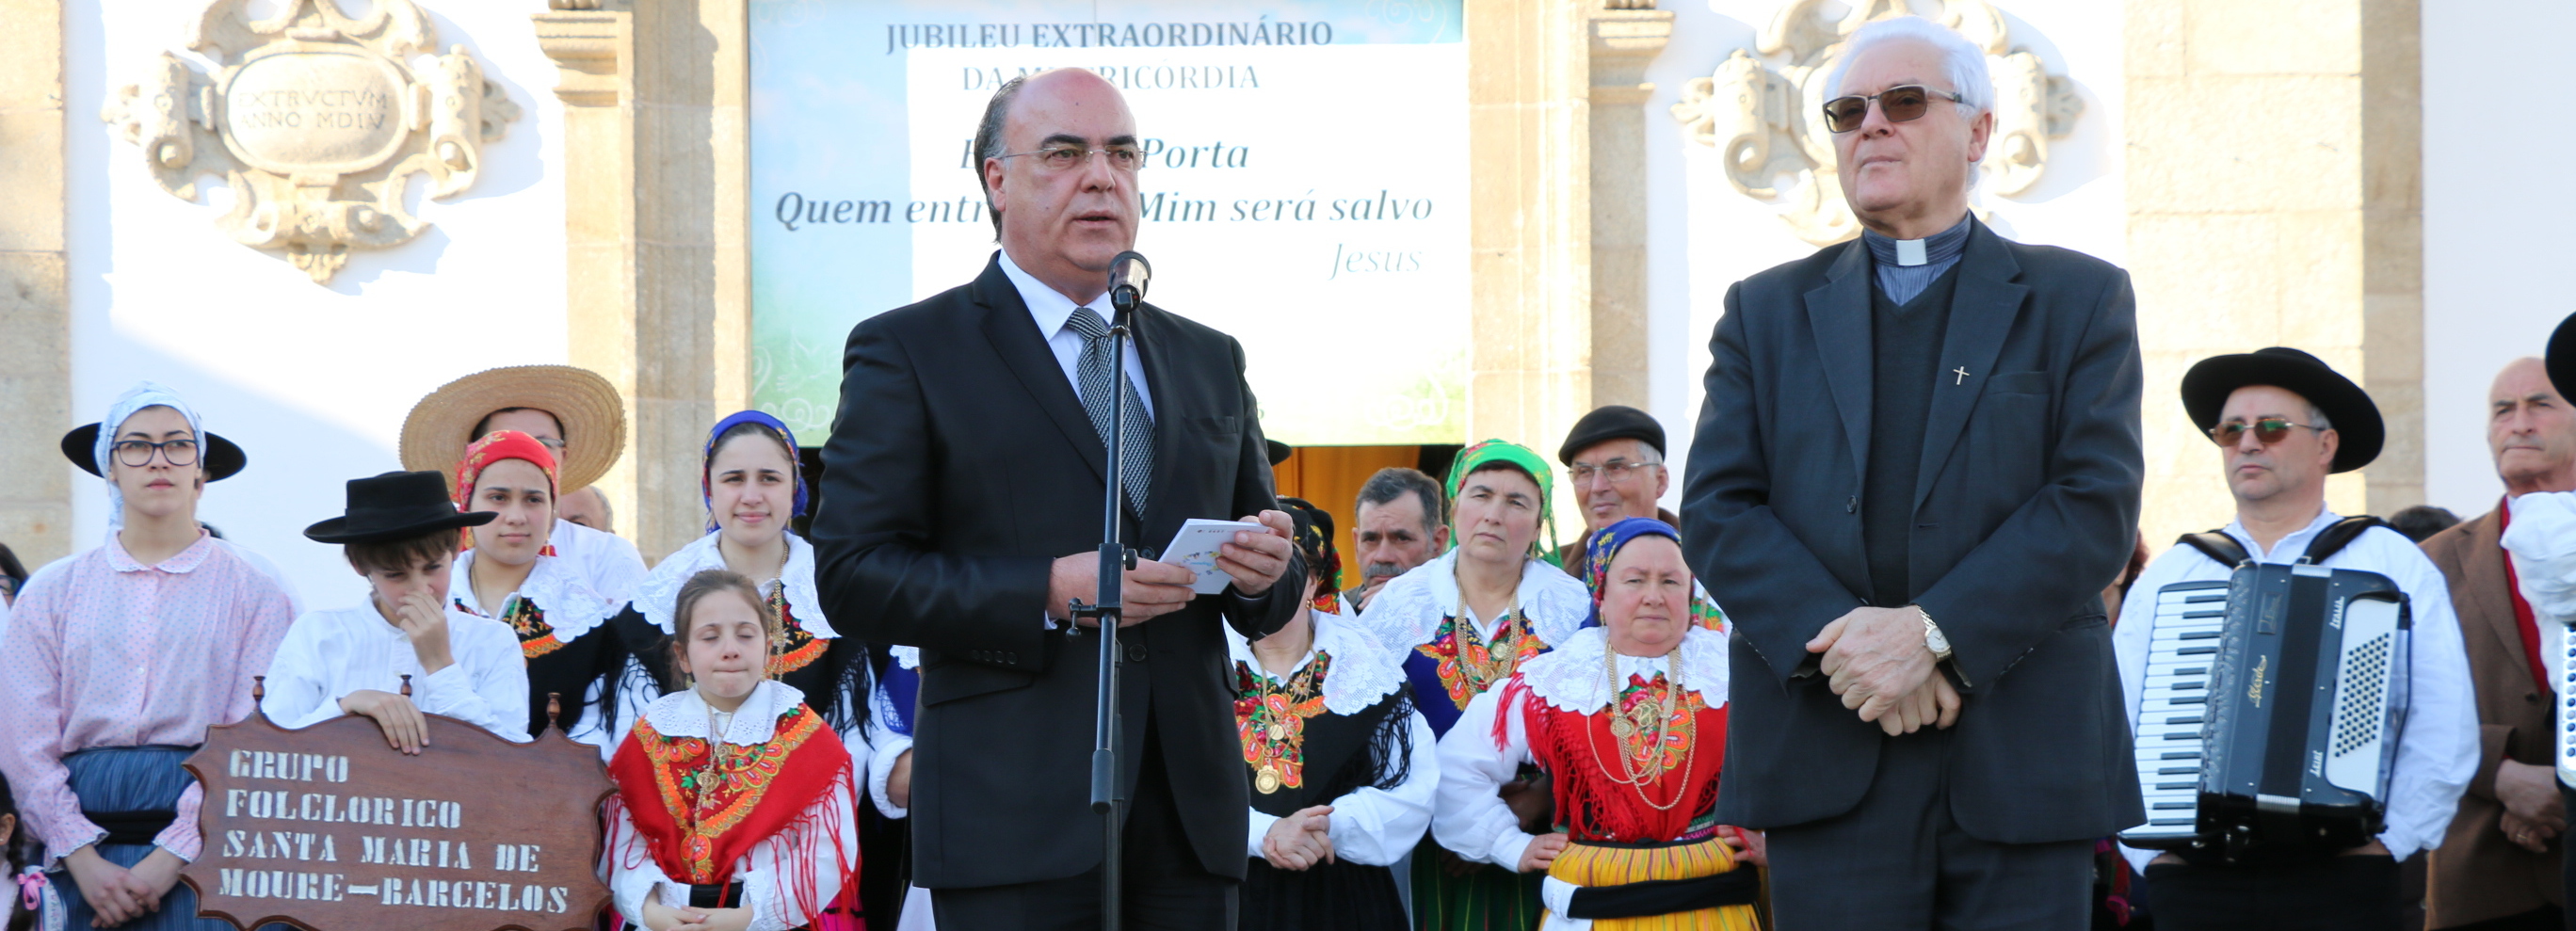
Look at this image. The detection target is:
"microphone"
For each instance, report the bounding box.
[1107,250,1151,314]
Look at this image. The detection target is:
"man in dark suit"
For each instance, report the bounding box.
[2423,357,2571,931]
[1680,16,2144,927]
[811,67,1304,929]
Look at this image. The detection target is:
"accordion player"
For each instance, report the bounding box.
[2118,561,2410,862]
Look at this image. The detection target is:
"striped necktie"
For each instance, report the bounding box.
[1061,306,1154,516]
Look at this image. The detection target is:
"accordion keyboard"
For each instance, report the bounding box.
[2129,581,2230,842]
[2562,625,2576,789]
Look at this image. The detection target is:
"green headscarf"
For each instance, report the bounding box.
[1444,439,1564,566]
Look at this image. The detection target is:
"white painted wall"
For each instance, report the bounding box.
[2420,0,2576,519]
[65,0,568,603]
[1645,0,2128,512]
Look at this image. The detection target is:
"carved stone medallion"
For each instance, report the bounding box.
[1668,0,2081,246]
[102,0,522,283]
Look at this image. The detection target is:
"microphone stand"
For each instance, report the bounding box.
[1069,278,1142,931]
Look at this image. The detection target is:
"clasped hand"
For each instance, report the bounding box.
[65,844,184,928]
[1809,605,1959,735]
[1262,805,1336,870]
[1049,510,1296,626]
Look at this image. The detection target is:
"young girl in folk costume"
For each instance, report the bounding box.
[0,384,296,931]
[606,570,863,931]
[1436,519,1761,931]
[445,431,627,755]
[1359,440,1592,930]
[610,412,918,927]
[1232,498,1436,931]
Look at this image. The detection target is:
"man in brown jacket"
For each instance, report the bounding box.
[2423,356,2575,930]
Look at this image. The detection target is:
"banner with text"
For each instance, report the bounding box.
[749,0,1466,444]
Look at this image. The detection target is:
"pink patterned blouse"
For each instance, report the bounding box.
[0,531,295,864]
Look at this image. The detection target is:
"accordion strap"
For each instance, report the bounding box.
[2175,516,2386,569]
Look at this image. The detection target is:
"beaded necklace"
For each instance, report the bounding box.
[1584,645,1698,811]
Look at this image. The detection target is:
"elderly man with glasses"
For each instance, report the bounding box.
[813,67,1302,930]
[1681,13,2149,927]
[1558,405,1677,584]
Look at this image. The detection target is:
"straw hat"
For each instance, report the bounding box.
[399,365,625,493]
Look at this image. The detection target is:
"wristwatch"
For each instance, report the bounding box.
[1918,606,1954,662]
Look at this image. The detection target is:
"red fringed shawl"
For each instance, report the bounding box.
[1500,677,1729,844]
[609,700,854,887]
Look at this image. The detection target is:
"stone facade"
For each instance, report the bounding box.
[0,0,68,566]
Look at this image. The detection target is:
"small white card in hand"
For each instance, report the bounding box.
[1161,519,1268,594]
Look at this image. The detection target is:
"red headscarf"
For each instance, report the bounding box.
[454,430,560,554]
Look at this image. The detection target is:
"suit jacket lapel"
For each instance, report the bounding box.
[973,255,1108,486]
[1133,304,1184,538]
[2466,510,2534,682]
[1803,241,1875,478]
[1913,222,2030,510]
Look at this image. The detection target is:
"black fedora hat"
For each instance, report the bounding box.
[2547,312,2576,402]
[60,423,247,481]
[305,471,496,544]
[1267,439,1294,467]
[2180,347,2383,474]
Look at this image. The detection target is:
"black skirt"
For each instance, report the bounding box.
[1241,859,1409,931]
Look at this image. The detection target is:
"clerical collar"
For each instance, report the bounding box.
[1861,214,1973,269]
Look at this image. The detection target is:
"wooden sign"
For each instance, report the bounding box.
[180,690,613,931]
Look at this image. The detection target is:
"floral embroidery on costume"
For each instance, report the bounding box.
[766,585,825,676]
[1604,671,1706,779]
[627,706,827,884]
[1416,612,1542,711]
[476,596,564,659]
[1234,653,1332,794]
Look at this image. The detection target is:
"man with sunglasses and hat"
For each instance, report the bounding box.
[2111,347,2476,929]
[259,471,533,750]
[1682,14,2145,927]
[0,383,298,931]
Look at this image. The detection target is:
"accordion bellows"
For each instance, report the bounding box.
[2120,564,2410,861]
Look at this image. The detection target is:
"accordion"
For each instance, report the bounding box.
[2118,563,2411,860]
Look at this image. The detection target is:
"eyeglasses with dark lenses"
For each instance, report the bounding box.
[113,438,200,468]
[2206,418,2326,447]
[1821,85,1967,134]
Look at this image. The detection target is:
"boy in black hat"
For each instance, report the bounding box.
[2110,347,2477,930]
[261,472,532,750]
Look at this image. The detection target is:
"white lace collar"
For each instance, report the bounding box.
[1358,549,1592,651]
[1513,626,1729,714]
[642,679,802,744]
[635,532,832,637]
[1228,610,1410,715]
[451,550,618,640]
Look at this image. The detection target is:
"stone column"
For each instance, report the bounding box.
[2124,0,2423,547]
[0,0,69,564]
[1586,3,1672,412]
[535,0,752,565]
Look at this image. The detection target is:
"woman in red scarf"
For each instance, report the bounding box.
[605,570,861,931]
[1432,518,1760,930]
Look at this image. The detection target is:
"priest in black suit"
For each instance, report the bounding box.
[811,67,1304,930]
[1681,18,2145,928]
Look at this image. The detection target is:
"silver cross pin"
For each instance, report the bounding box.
[1952,366,1971,385]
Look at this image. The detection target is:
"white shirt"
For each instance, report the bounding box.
[2500,490,2576,693]
[2112,509,2479,873]
[551,518,649,605]
[606,681,863,931]
[259,601,532,743]
[996,249,1155,420]
[1227,611,1437,867]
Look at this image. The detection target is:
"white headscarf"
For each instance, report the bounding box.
[95,382,207,530]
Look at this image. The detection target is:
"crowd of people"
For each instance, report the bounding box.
[1,12,2572,931]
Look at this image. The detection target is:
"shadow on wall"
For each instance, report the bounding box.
[67,335,406,607]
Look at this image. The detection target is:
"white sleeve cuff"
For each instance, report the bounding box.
[1247,810,1280,859]
[866,737,912,819]
[1539,876,1591,927]
[1488,831,1535,872]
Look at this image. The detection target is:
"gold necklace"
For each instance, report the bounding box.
[1585,644,1697,811]
[1237,655,1329,794]
[1450,595,1531,695]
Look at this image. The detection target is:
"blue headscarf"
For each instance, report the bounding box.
[701,410,807,533]
[1584,516,1683,626]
